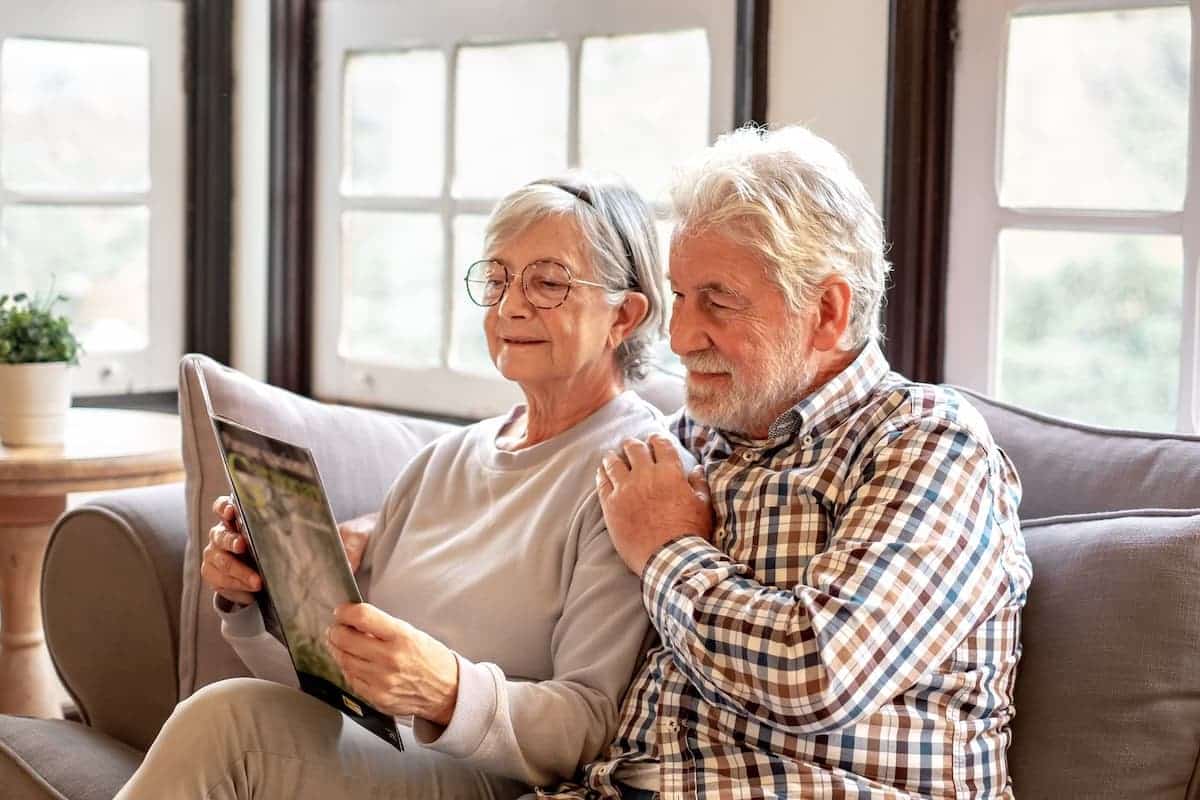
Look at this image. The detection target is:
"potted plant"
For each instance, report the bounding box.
[0,289,83,446]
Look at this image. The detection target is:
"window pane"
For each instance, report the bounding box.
[997,229,1182,430]
[454,42,567,198]
[339,211,443,367]
[342,50,445,196]
[1,38,149,192]
[581,30,710,201]
[0,205,148,352]
[450,214,495,375]
[653,219,683,375]
[1001,7,1190,210]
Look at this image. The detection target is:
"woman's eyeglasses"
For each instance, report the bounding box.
[464,259,608,310]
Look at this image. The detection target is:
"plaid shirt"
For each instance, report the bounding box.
[541,342,1031,799]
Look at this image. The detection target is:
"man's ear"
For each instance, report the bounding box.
[810,277,852,352]
[609,292,651,349]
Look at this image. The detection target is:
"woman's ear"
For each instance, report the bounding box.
[608,292,650,349]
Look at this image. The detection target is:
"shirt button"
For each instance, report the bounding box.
[802,435,814,446]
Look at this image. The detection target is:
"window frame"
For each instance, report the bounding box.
[307,0,745,418]
[0,0,187,396]
[945,0,1200,432]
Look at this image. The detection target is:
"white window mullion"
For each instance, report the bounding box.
[1180,0,1200,433]
[946,0,1010,394]
[567,37,582,167]
[439,42,458,369]
[997,208,1183,236]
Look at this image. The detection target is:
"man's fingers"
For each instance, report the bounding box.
[688,464,711,501]
[600,451,631,482]
[648,435,683,470]
[621,438,654,470]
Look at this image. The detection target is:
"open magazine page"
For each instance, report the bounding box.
[212,416,402,750]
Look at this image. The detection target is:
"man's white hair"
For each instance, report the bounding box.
[670,124,890,349]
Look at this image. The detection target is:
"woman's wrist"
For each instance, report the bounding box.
[421,644,461,727]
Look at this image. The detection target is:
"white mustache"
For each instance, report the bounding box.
[681,352,736,373]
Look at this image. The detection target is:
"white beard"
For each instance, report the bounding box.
[682,334,817,436]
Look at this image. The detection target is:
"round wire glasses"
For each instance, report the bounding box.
[464,259,607,310]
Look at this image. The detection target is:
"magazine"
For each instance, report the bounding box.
[201,395,402,751]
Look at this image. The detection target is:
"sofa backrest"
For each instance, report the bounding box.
[954,386,1200,520]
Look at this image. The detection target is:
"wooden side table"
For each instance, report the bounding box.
[0,408,183,718]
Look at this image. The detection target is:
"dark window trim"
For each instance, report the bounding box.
[267,2,769,404]
[266,0,316,395]
[187,0,235,366]
[735,0,771,127]
[882,0,957,384]
[85,0,233,409]
[73,391,179,414]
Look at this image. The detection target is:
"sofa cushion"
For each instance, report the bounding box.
[954,387,1200,520]
[1009,510,1200,798]
[177,355,457,700]
[0,716,142,800]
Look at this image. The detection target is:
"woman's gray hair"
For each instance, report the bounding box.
[670,124,891,350]
[484,171,666,381]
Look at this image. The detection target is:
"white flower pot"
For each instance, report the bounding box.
[0,362,72,446]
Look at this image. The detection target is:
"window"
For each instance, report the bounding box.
[312,1,737,417]
[946,0,1198,432]
[0,1,186,395]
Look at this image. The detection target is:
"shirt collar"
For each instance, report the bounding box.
[758,340,890,442]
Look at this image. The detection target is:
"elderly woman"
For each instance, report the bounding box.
[115,173,693,800]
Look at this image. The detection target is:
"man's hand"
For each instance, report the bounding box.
[596,434,712,576]
[327,603,459,725]
[337,512,377,574]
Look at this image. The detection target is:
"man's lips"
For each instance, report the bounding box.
[687,370,729,381]
[500,336,547,344]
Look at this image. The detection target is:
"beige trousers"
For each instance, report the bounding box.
[114,678,533,800]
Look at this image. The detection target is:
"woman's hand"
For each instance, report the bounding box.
[337,512,377,574]
[201,496,262,607]
[327,603,460,726]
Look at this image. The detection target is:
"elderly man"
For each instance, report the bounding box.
[547,126,1031,799]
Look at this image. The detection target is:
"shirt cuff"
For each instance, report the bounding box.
[212,592,267,639]
[641,536,739,643]
[411,653,499,759]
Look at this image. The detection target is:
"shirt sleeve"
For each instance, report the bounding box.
[411,497,651,786]
[641,412,1018,735]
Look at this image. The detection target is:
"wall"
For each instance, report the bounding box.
[767,0,890,210]
[229,1,892,377]
[231,0,269,380]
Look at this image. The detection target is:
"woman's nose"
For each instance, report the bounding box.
[496,277,532,318]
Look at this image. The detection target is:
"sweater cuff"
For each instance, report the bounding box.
[641,536,736,643]
[213,592,267,639]
[411,654,498,758]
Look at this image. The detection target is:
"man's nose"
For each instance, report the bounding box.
[669,301,711,355]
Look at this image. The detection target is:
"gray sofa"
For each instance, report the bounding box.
[2,354,1200,799]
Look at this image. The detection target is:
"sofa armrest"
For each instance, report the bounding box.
[42,482,188,753]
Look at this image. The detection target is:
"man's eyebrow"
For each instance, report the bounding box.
[667,276,743,297]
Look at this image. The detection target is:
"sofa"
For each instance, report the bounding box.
[2,353,1200,799]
